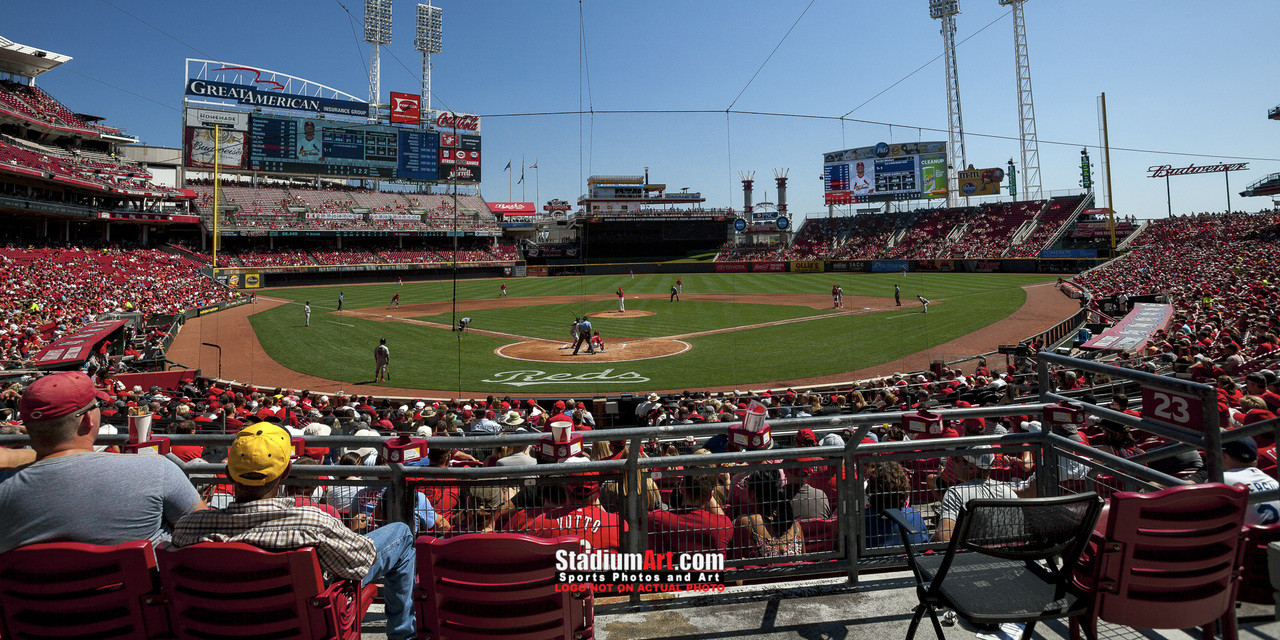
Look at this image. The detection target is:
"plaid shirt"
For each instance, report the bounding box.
[171,498,376,581]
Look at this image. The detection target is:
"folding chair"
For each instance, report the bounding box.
[0,540,169,640]
[157,542,376,640]
[885,492,1103,640]
[414,533,593,640]
[1069,483,1250,640]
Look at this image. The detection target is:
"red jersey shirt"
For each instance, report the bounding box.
[647,508,732,554]
[507,505,621,551]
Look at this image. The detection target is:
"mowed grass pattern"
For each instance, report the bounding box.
[248,272,1057,392]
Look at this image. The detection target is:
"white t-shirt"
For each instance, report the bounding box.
[1223,466,1280,525]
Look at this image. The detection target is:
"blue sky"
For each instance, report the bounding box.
[9,0,1278,220]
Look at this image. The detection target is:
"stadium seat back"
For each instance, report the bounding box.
[0,540,168,640]
[1075,483,1248,638]
[157,542,373,640]
[414,533,593,640]
[1239,523,1280,605]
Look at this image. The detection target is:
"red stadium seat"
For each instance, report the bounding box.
[414,533,594,640]
[156,542,375,640]
[0,540,170,640]
[1070,483,1249,640]
[1238,523,1280,606]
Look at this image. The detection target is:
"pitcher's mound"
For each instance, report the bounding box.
[497,338,689,362]
[585,310,655,319]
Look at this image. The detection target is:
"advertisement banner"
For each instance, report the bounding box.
[489,202,537,215]
[920,154,948,199]
[871,260,909,273]
[389,92,421,124]
[244,273,261,288]
[1039,249,1098,259]
[956,166,1004,197]
[752,262,785,273]
[184,108,248,131]
[430,110,481,133]
[715,262,750,273]
[527,266,549,277]
[1081,303,1174,352]
[790,261,824,273]
[184,127,247,169]
[917,260,955,272]
[186,78,369,118]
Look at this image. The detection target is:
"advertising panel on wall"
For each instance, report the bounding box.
[789,261,824,273]
[388,92,421,124]
[185,78,369,118]
[871,260,909,273]
[752,262,785,273]
[184,127,247,169]
[824,141,947,204]
[956,166,1005,197]
[715,262,750,273]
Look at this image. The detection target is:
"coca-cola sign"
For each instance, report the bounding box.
[432,110,480,132]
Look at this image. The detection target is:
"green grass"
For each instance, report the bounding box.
[249,272,1057,393]
[413,299,830,340]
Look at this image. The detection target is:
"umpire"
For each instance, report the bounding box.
[573,317,594,355]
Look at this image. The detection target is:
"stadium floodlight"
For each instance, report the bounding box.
[364,0,393,45]
[416,3,443,118]
[930,0,966,206]
[929,0,959,19]
[365,0,393,119]
[415,3,443,54]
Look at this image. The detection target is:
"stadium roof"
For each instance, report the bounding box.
[0,35,71,78]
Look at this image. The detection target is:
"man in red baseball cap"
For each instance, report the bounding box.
[0,372,207,553]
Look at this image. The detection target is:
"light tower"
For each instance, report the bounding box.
[929,0,966,207]
[364,0,393,121]
[415,2,443,121]
[998,0,1042,201]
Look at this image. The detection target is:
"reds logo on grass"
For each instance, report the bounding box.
[482,369,650,387]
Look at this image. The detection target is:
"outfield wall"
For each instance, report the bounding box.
[210,262,519,288]
[530,257,1104,278]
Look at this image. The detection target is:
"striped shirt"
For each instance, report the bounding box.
[171,497,376,581]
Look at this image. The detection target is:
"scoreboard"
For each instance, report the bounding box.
[823,141,947,205]
[183,108,474,182]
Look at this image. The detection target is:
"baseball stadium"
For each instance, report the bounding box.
[1,3,1279,640]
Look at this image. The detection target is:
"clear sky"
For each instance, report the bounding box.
[8,0,1278,220]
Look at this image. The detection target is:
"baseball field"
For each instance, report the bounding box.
[169,272,1077,396]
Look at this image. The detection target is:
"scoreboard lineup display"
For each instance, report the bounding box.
[823,141,947,205]
[183,109,476,182]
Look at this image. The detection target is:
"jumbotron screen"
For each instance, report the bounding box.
[823,141,947,204]
[182,108,480,182]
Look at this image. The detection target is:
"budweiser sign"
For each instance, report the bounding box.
[1148,162,1248,178]
[432,110,480,132]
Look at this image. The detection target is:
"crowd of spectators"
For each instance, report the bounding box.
[0,242,236,369]
[727,196,1101,262]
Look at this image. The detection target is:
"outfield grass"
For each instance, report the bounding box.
[248,272,1056,393]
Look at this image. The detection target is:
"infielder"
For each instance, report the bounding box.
[917,295,930,314]
[389,292,400,309]
[374,338,391,382]
[895,283,901,306]
[499,282,507,298]
[304,301,311,326]
[617,287,625,312]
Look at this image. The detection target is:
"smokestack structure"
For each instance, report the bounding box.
[740,171,755,216]
[774,168,789,218]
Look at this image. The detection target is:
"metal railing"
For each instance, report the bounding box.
[8,399,1246,594]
